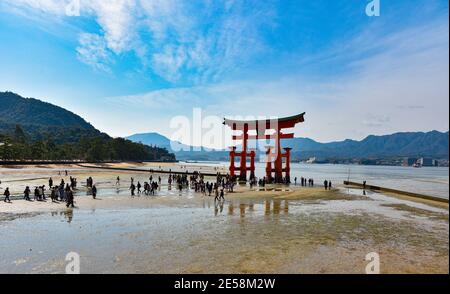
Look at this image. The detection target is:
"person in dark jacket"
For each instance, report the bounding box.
[4,187,11,203]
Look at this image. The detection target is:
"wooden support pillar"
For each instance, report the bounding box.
[284,147,292,183]
[249,149,256,180]
[239,124,248,182]
[274,129,283,183]
[229,146,236,178]
[265,146,272,182]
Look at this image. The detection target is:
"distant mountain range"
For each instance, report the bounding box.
[127,130,449,161]
[3,91,446,162]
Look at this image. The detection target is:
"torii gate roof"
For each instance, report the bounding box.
[223,112,305,129]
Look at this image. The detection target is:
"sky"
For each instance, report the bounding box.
[0,0,448,148]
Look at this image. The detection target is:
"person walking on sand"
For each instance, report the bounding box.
[3,187,11,203]
[92,185,97,199]
[34,187,40,201]
[50,187,58,203]
[137,182,142,194]
[59,184,65,201]
[324,180,328,190]
[214,187,220,201]
[116,176,120,186]
[24,186,31,201]
[130,183,136,196]
[66,189,75,208]
[40,185,46,200]
[328,181,332,190]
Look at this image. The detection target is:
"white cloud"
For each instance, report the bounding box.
[3,0,275,82]
[152,45,188,82]
[3,0,69,15]
[76,33,113,73]
[85,0,137,54]
[2,0,448,144]
[105,18,449,145]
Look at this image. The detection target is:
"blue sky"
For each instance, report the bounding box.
[0,0,448,147]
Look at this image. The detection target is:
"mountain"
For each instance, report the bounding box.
[127,130,449,161]
[1,91,95,129]
[0,92,175,162]
[285,131,449,159]
[127,132,172,149]
[126,132,225,160]
[0,91,103,143]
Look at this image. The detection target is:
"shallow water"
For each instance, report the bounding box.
[179,162,450,199]
[0,165,448,274]
[0,189,448,273]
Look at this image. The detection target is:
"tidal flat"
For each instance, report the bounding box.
[0,163,448,274]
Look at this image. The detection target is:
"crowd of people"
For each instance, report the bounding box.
[2,176,77,207]
[2,169,337,205]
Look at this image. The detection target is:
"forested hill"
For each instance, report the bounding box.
[0,92,175,162]
[0,91,94,129]
[0,91,101,143]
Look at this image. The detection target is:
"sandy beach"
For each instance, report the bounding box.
[0,163,448,274]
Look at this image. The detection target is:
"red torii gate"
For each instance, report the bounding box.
[223,113,305,183]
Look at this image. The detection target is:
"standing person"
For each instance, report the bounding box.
[214,187,220,201]
[329,181,332,190]
[3,187,11,203]
[363,181,367,190]
[40,185,46,200]
[50,187,58,203]
[324,180,328,190]
[92,185,97,199]
[59,184,65,201]
[116,176,120,186]
[24,186,31,201]
[130,183,136,196]
[34,187,40,201]
[49,177,53,188]
[137,182,142,194]
[66,189,74,208]
[294,177,297,186]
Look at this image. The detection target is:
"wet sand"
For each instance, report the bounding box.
[0,163,448,274]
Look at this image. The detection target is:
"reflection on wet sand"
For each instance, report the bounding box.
[220,199,290,218]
